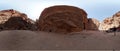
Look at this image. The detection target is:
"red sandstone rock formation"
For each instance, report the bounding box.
[0,9,27,24]
[87,18,100,30]
[0,9,36,30]
[37,5,88,33]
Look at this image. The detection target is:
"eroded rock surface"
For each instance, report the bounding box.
[37,5,88,33]
[99,11,120,30]
[0,9,37,30]
[87,18,100,30]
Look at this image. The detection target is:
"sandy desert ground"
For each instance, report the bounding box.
[0,30,120,50]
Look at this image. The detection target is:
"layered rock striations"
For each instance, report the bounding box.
[37,5,88,33]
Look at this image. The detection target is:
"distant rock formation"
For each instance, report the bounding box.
[87,18,100,30]
[0,9,37,30]
[99,11,120,30]
[37,5,88,33]
[0,9,27,24]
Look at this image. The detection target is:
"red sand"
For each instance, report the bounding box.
[0,30,119,50]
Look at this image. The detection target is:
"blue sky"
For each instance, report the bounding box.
[0,0,120,22]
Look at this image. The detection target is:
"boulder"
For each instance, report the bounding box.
[37,5,88,33]
[87,18,100,30]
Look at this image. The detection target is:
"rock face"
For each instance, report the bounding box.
[37,5,88,33]
[0,9,27,24]
[99,11,120,30]
[0,9,36,30]
[87,18,100,30]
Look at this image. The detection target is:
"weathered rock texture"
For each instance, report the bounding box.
[87,18,100,30]
[0,9,27,24]
[99,11,120,30]
[37,5,88,33]
[0,9,36,30]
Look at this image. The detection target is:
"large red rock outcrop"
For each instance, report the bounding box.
[0,9,36,30]
[87,18,100,30]
[99,11,120,30]
[37,5,88,33]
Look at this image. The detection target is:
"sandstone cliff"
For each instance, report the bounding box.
[99,11,120,30]
[87,18,100,30]
[37,5,88,33]
[0,9,36,30]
